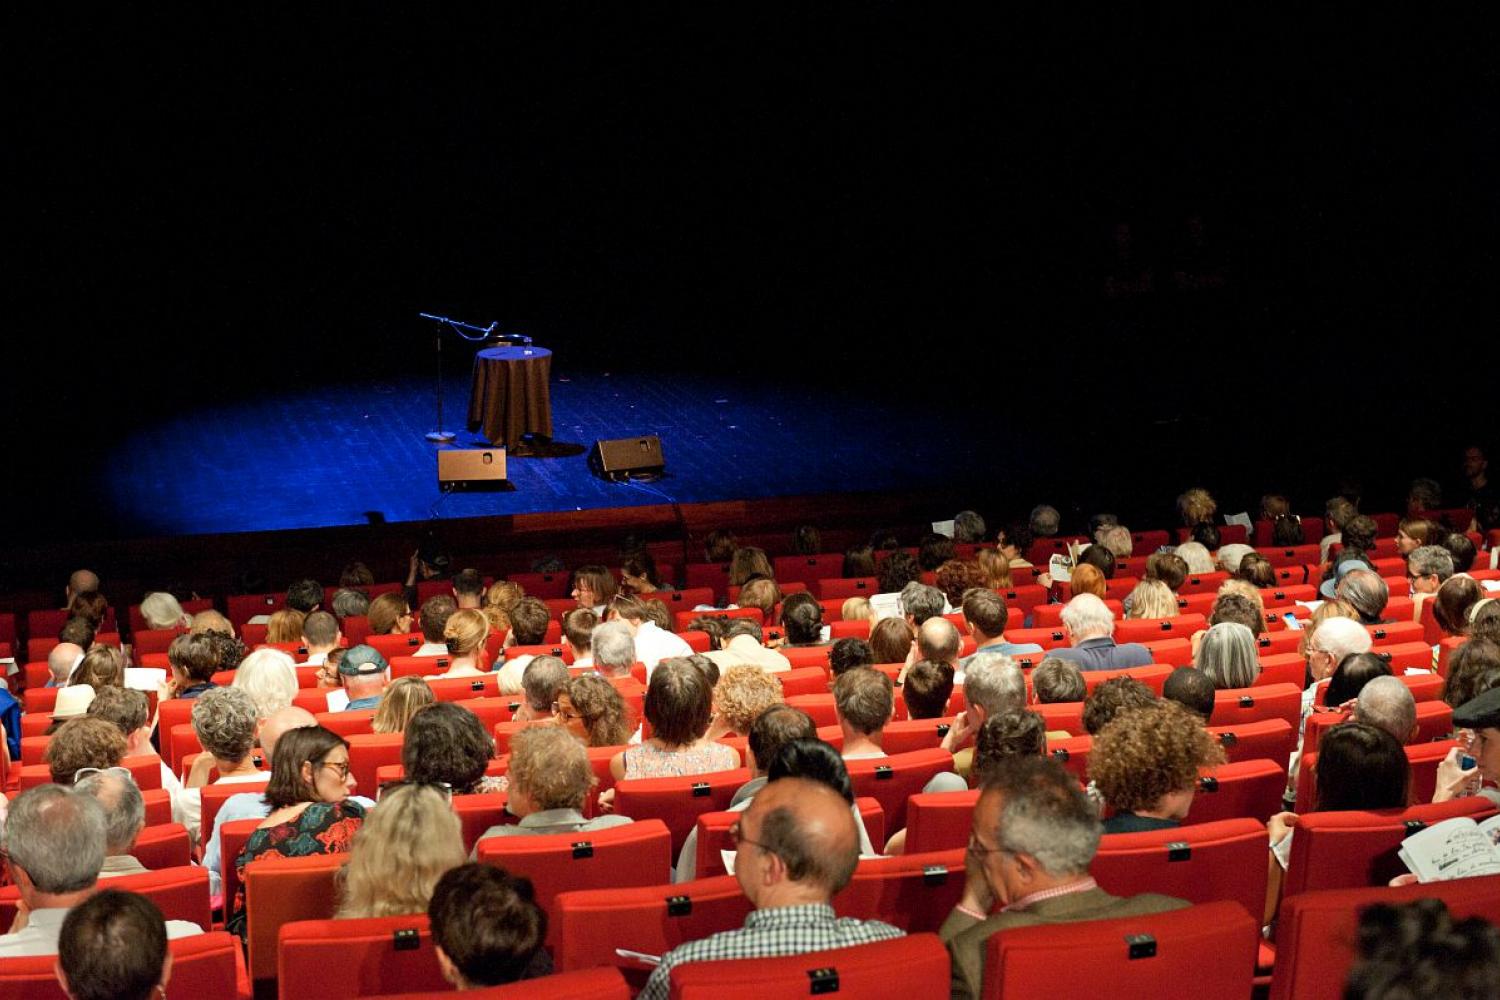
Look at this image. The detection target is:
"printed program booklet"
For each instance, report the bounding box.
[1399,813,1500,883]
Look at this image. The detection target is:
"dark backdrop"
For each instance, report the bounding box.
[8,9,1496,535]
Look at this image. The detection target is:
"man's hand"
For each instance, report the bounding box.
[940,710,976,754]
[1433,747,1481,803]
[957,843,996,916]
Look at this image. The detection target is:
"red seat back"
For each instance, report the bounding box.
[983,900,1258,999]
[669,933,951,1000]
[817,577,880,601]
[227,592,285,629]
[555,875,752,973]
[1114,614,1207,644]
[347,732,405,795]
[881,716,955,755]
[904,789,980,854]
[1269,873,1500,1000]
[246,852,346,983]
[1080,663,1173,696]
[366,633,428,659]
[833,850,966,933]
[0,865,211,932]
[134,822,193,870]
[1092,818,1268,922]
[612,772,751,856]
[1206,718,1296,766]
[0,930,245,1000]
[1182,759,1286,825]
[202,778,270,845]
[844,748,955,832]
[278,914,448,999]
[1210,683,1301,728]
[475,819,674,947]
[1282,797,1498,898]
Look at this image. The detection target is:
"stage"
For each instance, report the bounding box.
[99,364,1017,538]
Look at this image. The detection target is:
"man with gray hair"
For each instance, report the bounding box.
[1029,505,1061,538]
[705,617,792,673]
[1097,524,1133,559]
[1303,616,1373,715]
[953,510,987,544]
[941,757,1188,999]
[75,769,147,877]
[1406,545,1455,596]
[0,786,202,956]
[1336,568,1391,624]
[1049,594,1153,671]
[514,655,570,722]
[590,620,637,679]
[901,581,948,626]
[941,652,1027,778]
[1353,676,1419,744]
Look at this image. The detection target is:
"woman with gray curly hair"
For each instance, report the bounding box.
[181,685,266,845]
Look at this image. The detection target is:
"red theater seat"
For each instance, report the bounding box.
[1183,759,1286,825]
[1092,818,1269,922]
[982,900,1258,1000]
[554,876,752,973]
[612,772,751,856]
[833,849,966,933]
[278,914,448,999]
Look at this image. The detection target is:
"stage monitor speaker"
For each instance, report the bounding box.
[590,435,665,482]
[438,448,509,491]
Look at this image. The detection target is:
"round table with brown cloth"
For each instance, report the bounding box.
[467,345,553,450]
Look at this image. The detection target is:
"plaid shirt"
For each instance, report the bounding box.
[639,903,904,1000]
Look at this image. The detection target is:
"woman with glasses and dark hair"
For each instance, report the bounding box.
[227,725,363,937]
[336,783,465,919]
[554,674,633,748]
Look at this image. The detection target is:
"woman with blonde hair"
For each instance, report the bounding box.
[437,609,490,679]
[1069,564,1107,600]
[841,596,874,622]
[975,548,1013,590]
[141,591,192,631]
[72,646,126,690]
[736,578,782,621]
[1173,541,1216,575]
[367,593,413,636]
[482,581,525,634]
[706,666,784,741]
[337,783,465,919]
[1125,579,1177,620]
[372,676,436,734]
[265,608,306,644]
[1177,488,1217,528]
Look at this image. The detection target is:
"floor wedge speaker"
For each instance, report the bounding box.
[590,435,665,482]
[438,448,509,491]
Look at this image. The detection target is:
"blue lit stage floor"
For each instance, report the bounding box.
[103,368,1015,537]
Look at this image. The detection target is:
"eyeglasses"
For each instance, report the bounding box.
[551,702,582,723]
[966,832,1008,861]
[319,760,351,780]
[74,765,133,785]
[377,779,454,802]
[728,819,777,858]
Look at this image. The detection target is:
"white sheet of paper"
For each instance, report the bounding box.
[124,667,166,691]
[931,520,956,538]
[1400,817,1500,882]
[721,849,737,875]
[1224,512,1253,530]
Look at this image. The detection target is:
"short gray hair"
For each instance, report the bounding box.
[985,757,1100,877]
[1194,622,1260,689]
[1060,594,1115,640]
[75,770,145,854]
[1336,569,1390,621]
[1173,541,1215,575]
[1215,543,1255,574]
[521,655,570,713]
[953,511,987,544]
[331,588,371,618]
[1097,525,1133,558]
[591,621,636,672]
[899,582,945,625]
[1310,616,1373,662]
[191,685,260,763]
[1354,676,1417,743]
[140,591,189,630]
[2,785,106,892]
[1029,505,1060,537]
[1409,545,1455,583]
[964,653,1026,717]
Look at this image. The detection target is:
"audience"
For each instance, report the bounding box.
[1323,651,1393,708]
[940,757,1188,1000]
[44,717,126,787]
[868,616,914,665]
[511,654,568,722]
[367,592,413,636]
[233,647,299,719]
[959,588,1042,665]
[940,653,1027,777]
[609,660,739,782]
[828,637,874,678]
[493,597,553,692]
[1050,594,1153,670]
[475,726,631,848]
[1345,898,1500,999]
[608,594,694,674]
[572,564,619,614]
[181,686,266,840]
[437,608,490,678]
[338,783,466,918]
[640,777,902,1000]
[833,667,896,759]
[560,608,597,667]
[1,786,202,957]
[56,890,174,1000]
[414,596,458,656]
[227,725,364,936]
[428,864,551,988]
[1082,677,1157,735]
[1030,657,1086,704]
[335,645,391,711]
[74,769,148,877]
[1124,579,1178,619]
[1352,675,1418,744]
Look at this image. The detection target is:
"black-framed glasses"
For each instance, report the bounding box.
[728,819,777,858]
[552,701,582,723]
[377,779,454,802]
[966,832,1008,860]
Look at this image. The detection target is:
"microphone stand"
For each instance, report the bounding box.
[417,312,497,443]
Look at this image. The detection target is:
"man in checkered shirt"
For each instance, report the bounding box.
[639,776,903,999]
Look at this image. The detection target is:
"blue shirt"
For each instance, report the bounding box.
[345,695,382,711]
[959,640,1045,669]
[1047,637,1154,671]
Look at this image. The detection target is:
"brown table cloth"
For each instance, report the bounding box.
[467,346,553,449]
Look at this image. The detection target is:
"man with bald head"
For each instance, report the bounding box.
[200,705,322,900]
[65,569,99,606]
[639,777,904,1000]
[46,642,84,688]
[1352,676,1419,744]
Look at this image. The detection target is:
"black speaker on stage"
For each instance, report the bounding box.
[589,435,665,482]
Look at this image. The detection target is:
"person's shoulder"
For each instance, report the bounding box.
[1110,891,1191,915]
[584,814,634,831]
[834,915,905,939]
